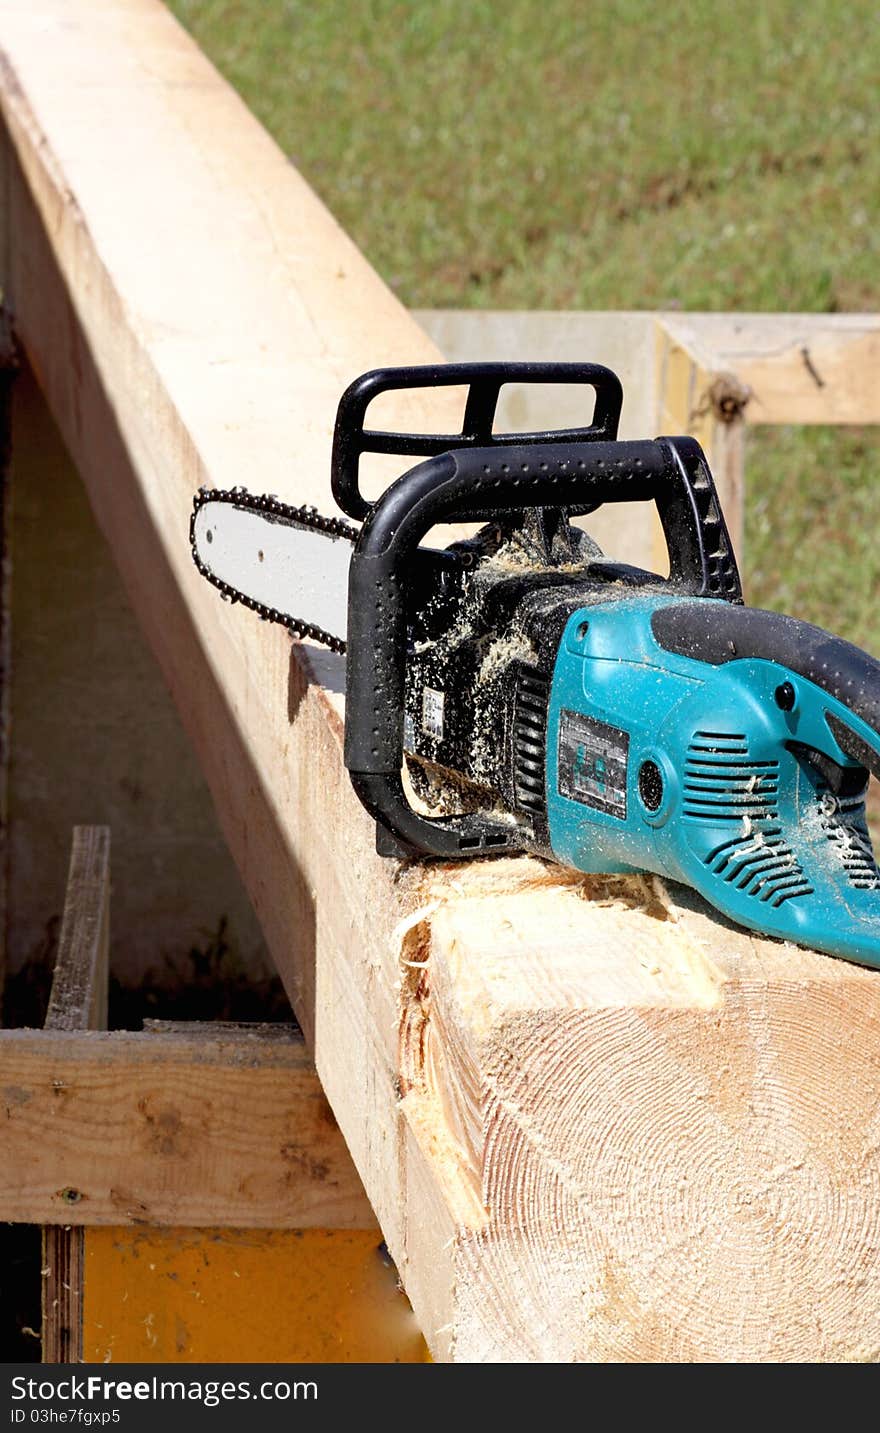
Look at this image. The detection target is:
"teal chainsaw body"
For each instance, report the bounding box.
[545,594,880,965]
[190,361,880,969]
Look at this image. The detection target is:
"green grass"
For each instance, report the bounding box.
[168,0,880,647]
[168,0,879,312]
[747,425,880,653]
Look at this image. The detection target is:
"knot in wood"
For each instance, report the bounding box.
[703,372,752,425]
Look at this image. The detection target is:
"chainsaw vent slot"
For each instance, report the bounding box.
[511,664,550,817]
[818,790,880,891]
[703,829,814,906]
[683,732,780,823]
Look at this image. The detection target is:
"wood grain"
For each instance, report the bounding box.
[401,860,880,1361]
[2,1024,376,1230]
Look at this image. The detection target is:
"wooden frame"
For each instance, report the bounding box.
[20,827,414,1364]
[3,1,880,1363]
[1,828,373,1235]
[419,309,880,569]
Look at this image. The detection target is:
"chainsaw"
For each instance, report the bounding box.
[190,361,880,968]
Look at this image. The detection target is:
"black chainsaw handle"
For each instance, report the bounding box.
[354,435,740,593]
[331,361,624,521]
[344,435,742,859]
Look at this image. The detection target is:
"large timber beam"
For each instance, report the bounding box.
[4,0,880,1362]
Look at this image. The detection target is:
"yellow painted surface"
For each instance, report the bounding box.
[655,325,714,446]
[83,1228,429,1363]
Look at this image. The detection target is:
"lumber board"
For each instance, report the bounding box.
[427,311,880,432]
[423,310,880,570]
[420,309,751,568]
[398,861,880,1362]
[4,0,880,1361]
[0,0,458,1048]
[41,1226,82,1364]
[0,1023,376,1230]
[654,316,747,561]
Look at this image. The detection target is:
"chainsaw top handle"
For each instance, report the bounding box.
[331,361,624,521]
[344,430,742,860]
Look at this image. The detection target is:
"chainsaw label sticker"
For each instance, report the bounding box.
[422,687,445,741]
[557,709,629,819]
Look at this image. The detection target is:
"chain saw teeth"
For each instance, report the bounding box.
[189,486,357,654]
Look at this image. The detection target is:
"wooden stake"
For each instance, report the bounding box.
[41,826,110,1364]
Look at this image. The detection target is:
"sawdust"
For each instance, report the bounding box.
[413,851,677,925]
[475,629,534,688]
[403,524,673,830]
[404,754,491,818]
[470,626,536,790]
[800,790,880,883]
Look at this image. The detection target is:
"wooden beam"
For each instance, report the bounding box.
[25,827,398,1364]
[4,1,880,1361]
[0,0,457,1048]
[424,310,880,571]
[654,316,748,560]
[399,862,880,1362]
[655,312,880,560]
[41,825,111,1363]
[1,1022,376,1230]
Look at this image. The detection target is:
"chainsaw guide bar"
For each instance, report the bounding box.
[190,486,356,653]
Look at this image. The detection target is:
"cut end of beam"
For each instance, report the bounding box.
[400,859,880,1362]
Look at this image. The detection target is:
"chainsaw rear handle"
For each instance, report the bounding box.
[344,433,742,858]
[331,361,624,521]
[652,601,880,785]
